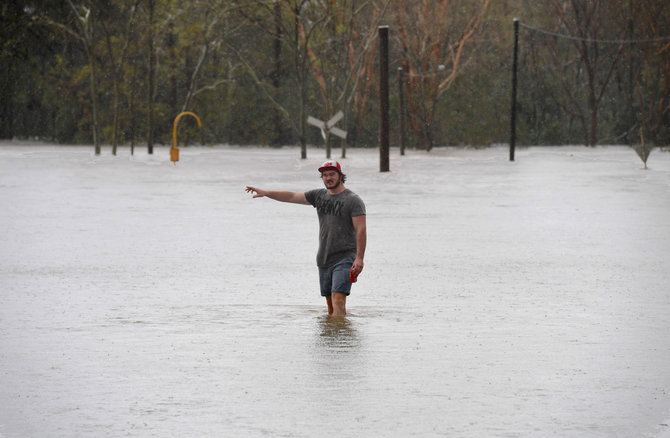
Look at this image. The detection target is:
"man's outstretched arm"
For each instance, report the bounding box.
[245,186,310,205]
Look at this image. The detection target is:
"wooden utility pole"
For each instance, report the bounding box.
[379,26,390,172]
[509,18,519,162]
[147,0,155,154]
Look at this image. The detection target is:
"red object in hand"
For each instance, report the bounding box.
[350,269,358,283]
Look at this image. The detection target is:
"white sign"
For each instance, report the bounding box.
[307,111,347,140]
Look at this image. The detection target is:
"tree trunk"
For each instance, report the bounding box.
[88,40,100,155]
[271,1,283,147]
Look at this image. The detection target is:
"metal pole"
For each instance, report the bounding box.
[147,0,155,155]
[627,0,634,145]
[510,18,519,162]
[379,26,390,172]
[398,67,406,156]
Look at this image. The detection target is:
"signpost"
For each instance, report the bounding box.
[307,111,347,158]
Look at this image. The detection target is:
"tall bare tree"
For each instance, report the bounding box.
[177,2,240,115]
[632,0,670,146]
[301,0,391,157]
[547,0,626,146]
[392,0,491,150]
[235,0,332,159]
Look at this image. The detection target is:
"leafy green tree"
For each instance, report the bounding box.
[41,0,106,153]
[3,0,669,150]
[102,0,140,154]
[234,0,329,158]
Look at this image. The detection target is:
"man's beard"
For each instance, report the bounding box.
[324,178,341,190]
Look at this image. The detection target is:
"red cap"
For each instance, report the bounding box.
[318,160,342,173]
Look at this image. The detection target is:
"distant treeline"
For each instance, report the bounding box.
[1,0,668,154]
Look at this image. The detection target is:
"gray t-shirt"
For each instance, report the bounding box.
[304,188,366,268]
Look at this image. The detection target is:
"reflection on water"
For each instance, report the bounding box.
[310,315,365,393]
[315,315,360,351]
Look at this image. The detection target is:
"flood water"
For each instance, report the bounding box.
[1,144,670,437]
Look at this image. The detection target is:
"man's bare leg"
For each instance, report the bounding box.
[325,296,334,314]
[330,292,347,316]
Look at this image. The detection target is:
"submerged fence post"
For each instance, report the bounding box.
[379,25,390,172]
[398,67,406,156]
[510,18,520,162]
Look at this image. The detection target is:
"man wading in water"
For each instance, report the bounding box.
[246,161,366,316]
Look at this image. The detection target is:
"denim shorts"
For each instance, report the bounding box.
[318,257,354,297]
